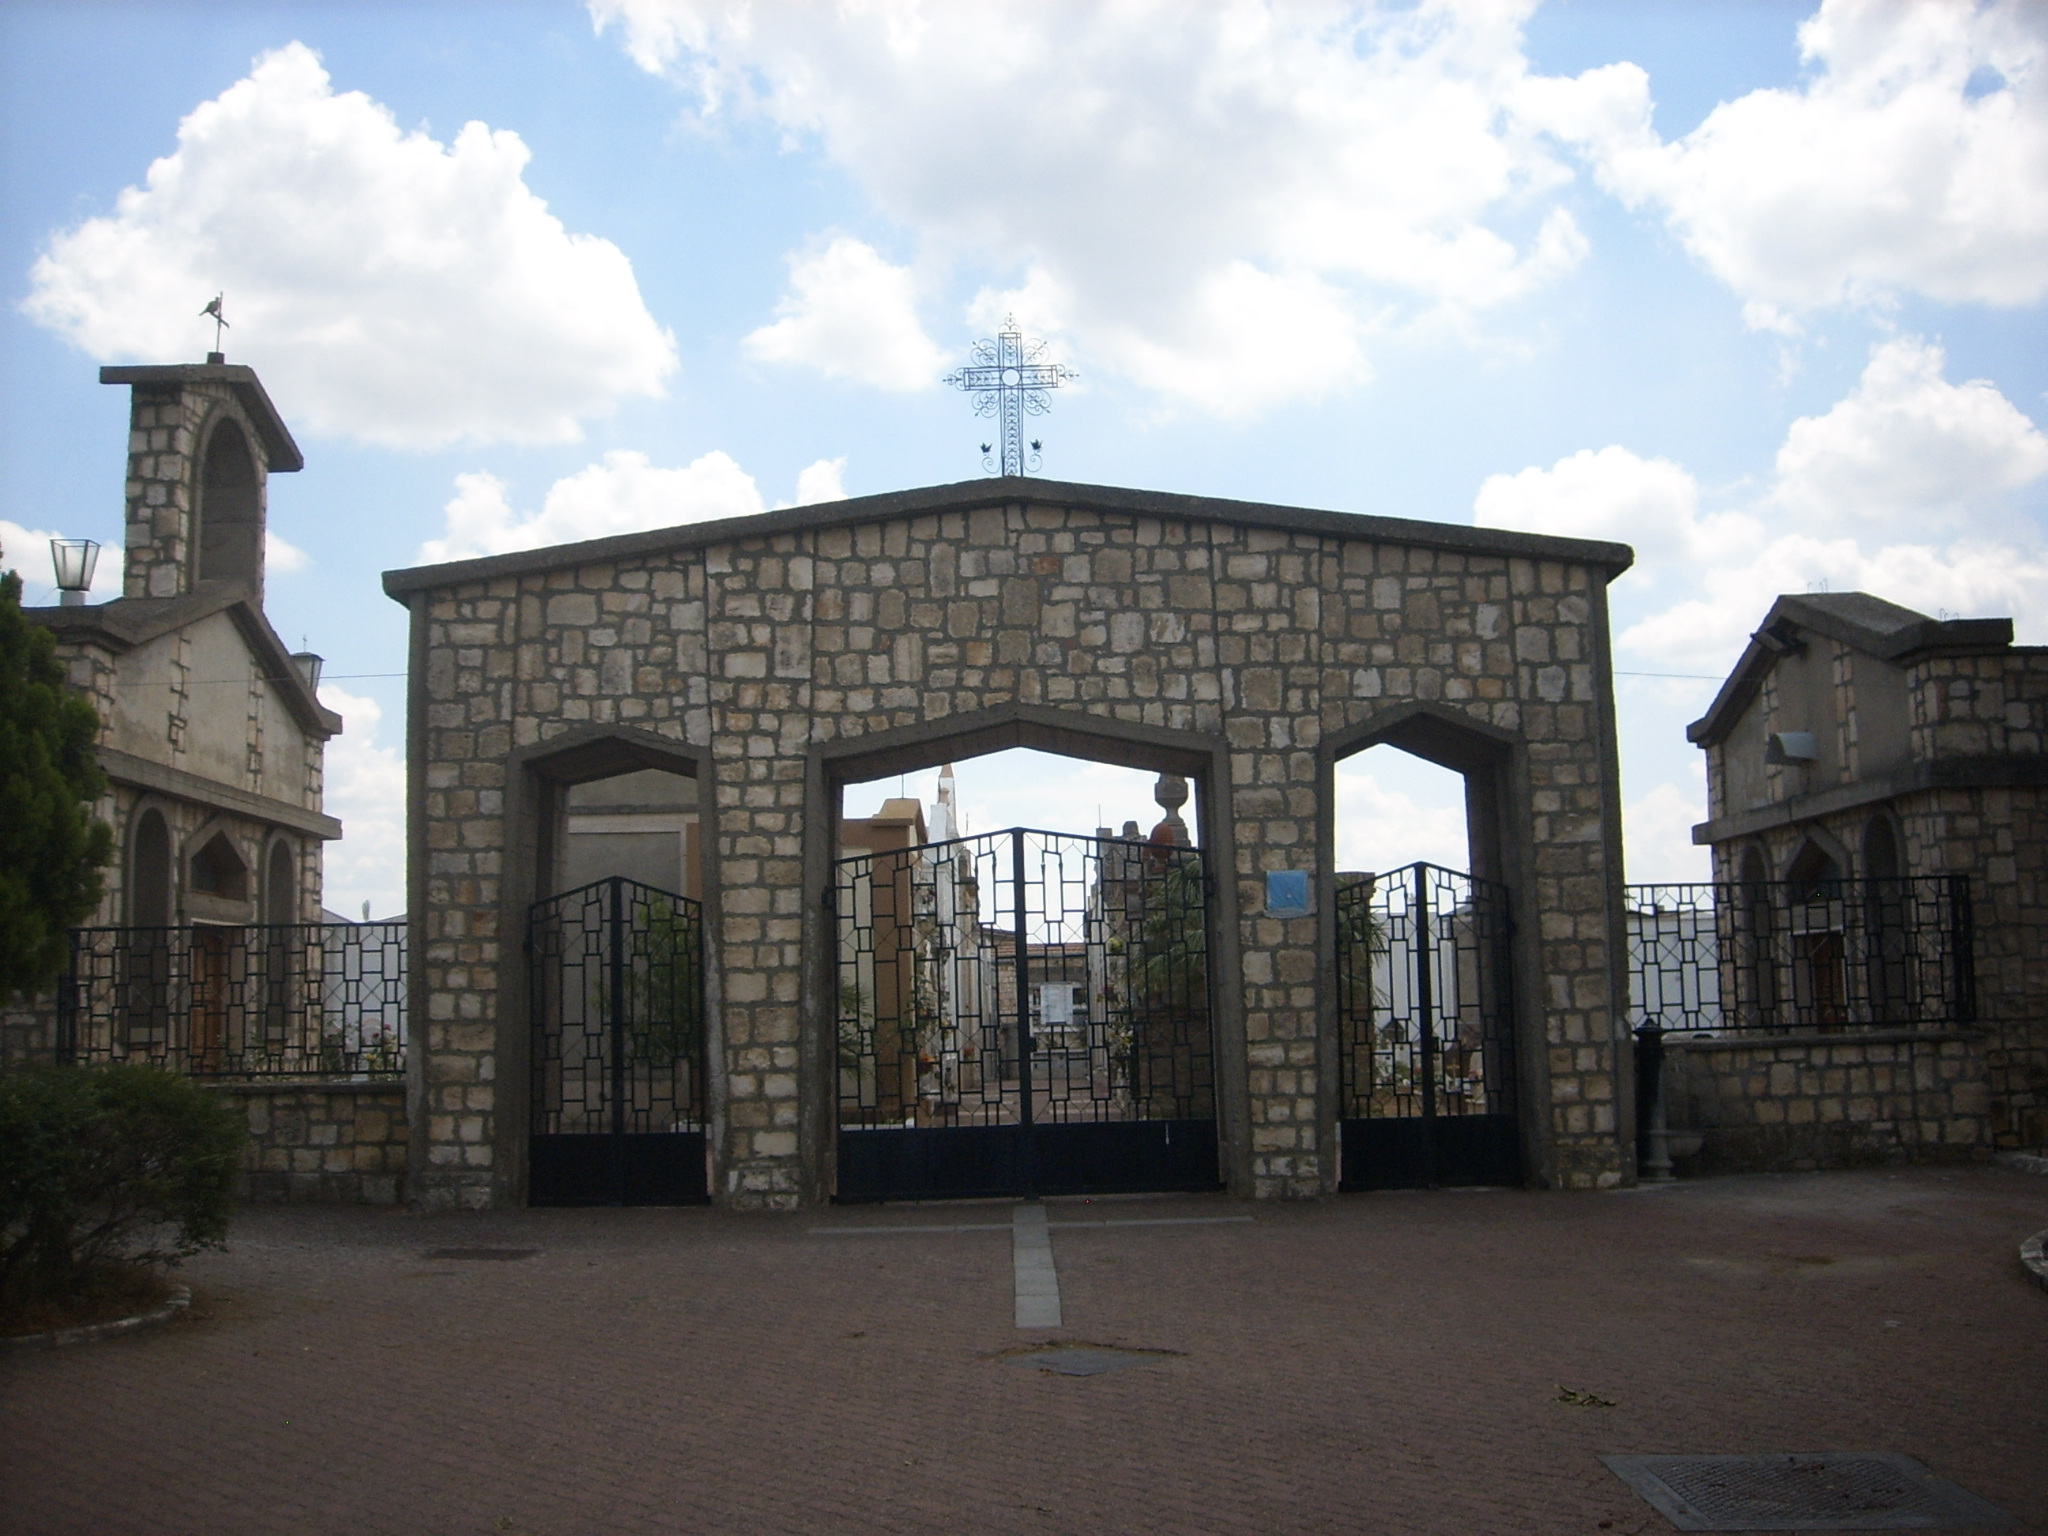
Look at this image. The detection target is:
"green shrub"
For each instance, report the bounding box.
[0,1063,246,1307]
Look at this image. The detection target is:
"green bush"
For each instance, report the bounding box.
[0,1063,246,1307]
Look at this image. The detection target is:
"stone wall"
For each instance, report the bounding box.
[222,1081,409,1204]
[395,486,1634,1209]
[1664,1030,1988,1173]
[0,992,56,1067]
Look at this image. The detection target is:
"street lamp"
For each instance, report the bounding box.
[49,539,100,607]
[290,651,324,690]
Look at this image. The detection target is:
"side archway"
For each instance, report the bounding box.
[127,804,175,928]
[489,725,713,1208]
[1319,703,1544,1189]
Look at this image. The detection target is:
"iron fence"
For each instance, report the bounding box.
[1626,875,1973,1035]
[60,920,407,1079]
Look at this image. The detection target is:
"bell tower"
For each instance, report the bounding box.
[100,360,303,602]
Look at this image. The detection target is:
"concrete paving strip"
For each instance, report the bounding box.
[806,1224,1011,1235]
[1012,1202,1063,1329]
[1048,1216,1254,1229]
[807,1215,1254,1236]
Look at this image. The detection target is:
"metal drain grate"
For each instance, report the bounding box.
[1601,1454,2013,1531]
[1005,1346,1159,1377]
[421,1248,539,1262]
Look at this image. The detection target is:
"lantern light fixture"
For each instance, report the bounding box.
[49,539,101,607]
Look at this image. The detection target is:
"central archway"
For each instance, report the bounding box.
[805,704,1249,1200]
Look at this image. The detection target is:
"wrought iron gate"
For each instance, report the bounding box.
[835,827,1220,1200]
[528,876,707,1205]
[1338,862,1520,1190]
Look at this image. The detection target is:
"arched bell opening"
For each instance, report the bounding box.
[196,417,262,589]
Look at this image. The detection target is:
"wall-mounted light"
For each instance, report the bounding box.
[49,539,100,607]
[290,651,324,690]
[1765,730,1819,765]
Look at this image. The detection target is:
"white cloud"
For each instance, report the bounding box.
[745,238,947,390]
[418,449,767,563]
[1333,750,1471,875]
[24,42,676,449]
[1478,444,1719,571]
[1479,337,2048,666]
[265,531,311,574]
[316,684,405,921]
[1770,337,2048,533]
[1621,778,1711,885]
[791,457,848,506]
[593,0,1587,416]
[1522,0,2048,315]
[1622,534,2048,660]
[0,520,124,604]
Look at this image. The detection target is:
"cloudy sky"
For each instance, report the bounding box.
[3,0,2045,917]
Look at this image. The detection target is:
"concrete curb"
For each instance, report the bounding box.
[1995,1150,2048,1176]
[1,1285,191,1354]
[2023,1231,2048,1296]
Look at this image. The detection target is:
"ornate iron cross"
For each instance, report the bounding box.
[945,315,1075,477]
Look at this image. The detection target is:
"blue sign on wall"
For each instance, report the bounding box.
[1265,869,1311,917]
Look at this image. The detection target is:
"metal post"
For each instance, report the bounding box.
[1413,863,1438,1186]
[1013,829,1035,1197]
[608,876,627,1206]
[1637,1023,1673,1183]
[1950,873,1976,1025]
[56,931,80,1065]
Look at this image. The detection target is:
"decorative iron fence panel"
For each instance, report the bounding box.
[60,921,407,1079]
[1626,876,1973,1035]
[527,876,706,1205]
[1337,863,1519,1190]
[834,826,1217,1198]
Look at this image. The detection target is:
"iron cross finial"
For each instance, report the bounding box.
[944,315,1074,477]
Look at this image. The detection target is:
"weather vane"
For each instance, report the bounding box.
[945,315,1074,477]
[200,293,229,359]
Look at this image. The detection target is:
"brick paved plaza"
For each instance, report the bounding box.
[5,1167,2044,1535]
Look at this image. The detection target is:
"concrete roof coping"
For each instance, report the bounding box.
[380,476,1635,599]
[1687,591,2017,747]
[100,363,304,473]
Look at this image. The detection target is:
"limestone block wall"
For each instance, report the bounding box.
[1901,784,2048,1150]
[1664,1031,1989,1172]
[224,1082,409,1204]
[1710,777,2048,1155]
[394,488,1634,1210]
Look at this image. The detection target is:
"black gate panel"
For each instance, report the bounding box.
[529,876,707,1206]
[836,1120,1222,1203]
[835,827,1221,1200]
[1338,863,1521,1191]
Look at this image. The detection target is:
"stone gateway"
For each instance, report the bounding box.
[382,479,1636,1210]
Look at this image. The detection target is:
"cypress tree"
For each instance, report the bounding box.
[0,568,112,999]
